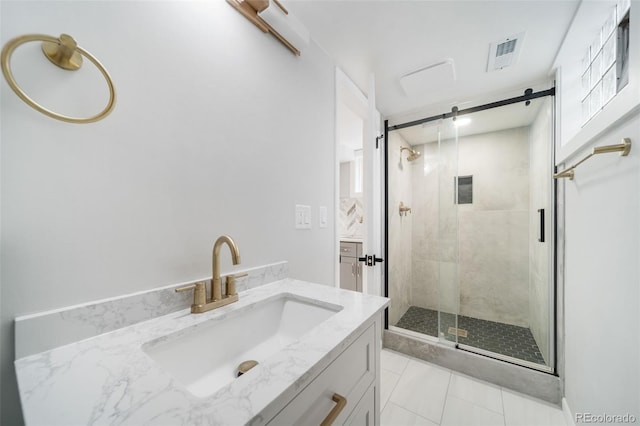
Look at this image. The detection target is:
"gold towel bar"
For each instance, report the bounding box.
[554,138,632,180]
[1,33,116,124]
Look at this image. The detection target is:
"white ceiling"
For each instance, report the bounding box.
[287,0,580,122]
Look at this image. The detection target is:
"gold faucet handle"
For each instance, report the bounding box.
[175,281,207,307]
[225,273,248,296]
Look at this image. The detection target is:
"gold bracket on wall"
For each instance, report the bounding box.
[1,33,116,123]
[226,0,301,56]
[399,201,412,216]
[553,138,632,180]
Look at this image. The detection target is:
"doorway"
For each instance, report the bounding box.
[335,69,385,296]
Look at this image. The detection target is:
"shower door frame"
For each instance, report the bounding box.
[383,87,558,374]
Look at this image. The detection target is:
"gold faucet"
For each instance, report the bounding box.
[212,235,240,301]
[176,235,247,314]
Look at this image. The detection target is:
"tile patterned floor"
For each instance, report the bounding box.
[380,349,567,426]
[395,306,546,365]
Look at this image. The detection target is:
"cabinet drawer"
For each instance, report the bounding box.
[340,242,361,258]
[267,323,375,426]
[345,384,375,426]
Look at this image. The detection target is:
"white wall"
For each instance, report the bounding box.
[556,0,640,419]
[0,1,336,424]
[563,112,639,421]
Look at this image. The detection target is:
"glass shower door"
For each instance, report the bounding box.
[386,116,460,343]
[385,89,555,373]
[387,116,461,344]
[436,117,460,346]
[453,98,554,371]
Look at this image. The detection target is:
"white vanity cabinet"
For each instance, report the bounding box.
[340,241,363,293]
[266,320,380,426]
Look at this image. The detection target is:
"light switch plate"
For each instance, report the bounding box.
[295,204,311,229]
[319,206,327,228]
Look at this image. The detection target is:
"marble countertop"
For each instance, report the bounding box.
[15,279,388,425]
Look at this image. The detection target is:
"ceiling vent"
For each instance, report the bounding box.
[399,59,456,95]
[487,32,525,72]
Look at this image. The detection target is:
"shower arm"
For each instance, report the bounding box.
[400,147,412,154]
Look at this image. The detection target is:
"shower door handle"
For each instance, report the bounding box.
[538,208,545,243]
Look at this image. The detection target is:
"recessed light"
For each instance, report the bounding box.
[454,117,471,127]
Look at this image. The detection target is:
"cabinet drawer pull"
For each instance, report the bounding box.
[320,393,347,426]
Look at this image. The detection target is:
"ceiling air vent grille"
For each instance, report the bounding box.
[487,32,525,72]
[496,39,517,57]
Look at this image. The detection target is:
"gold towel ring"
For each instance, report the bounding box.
[1,33,116,124]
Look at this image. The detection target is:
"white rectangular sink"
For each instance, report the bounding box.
[142,293,342,398]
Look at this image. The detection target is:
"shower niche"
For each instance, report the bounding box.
[455,175,473,204]
[385,90,555,372]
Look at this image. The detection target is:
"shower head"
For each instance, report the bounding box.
[407,151,421,161]
[400,146,422,161]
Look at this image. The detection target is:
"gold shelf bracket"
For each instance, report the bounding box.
[553,138,632,180]
[226,0,301,56]
[399,201,412,216]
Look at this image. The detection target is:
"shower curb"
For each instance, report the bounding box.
[384,329,562,405]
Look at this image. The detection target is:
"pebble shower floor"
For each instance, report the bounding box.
[396,306,546,365]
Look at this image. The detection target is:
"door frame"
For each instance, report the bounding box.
[334,68,384,296]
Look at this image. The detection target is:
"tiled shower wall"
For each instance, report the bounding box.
[410,139,459,316]
[411,127,531,327]
[387,132,413,325]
